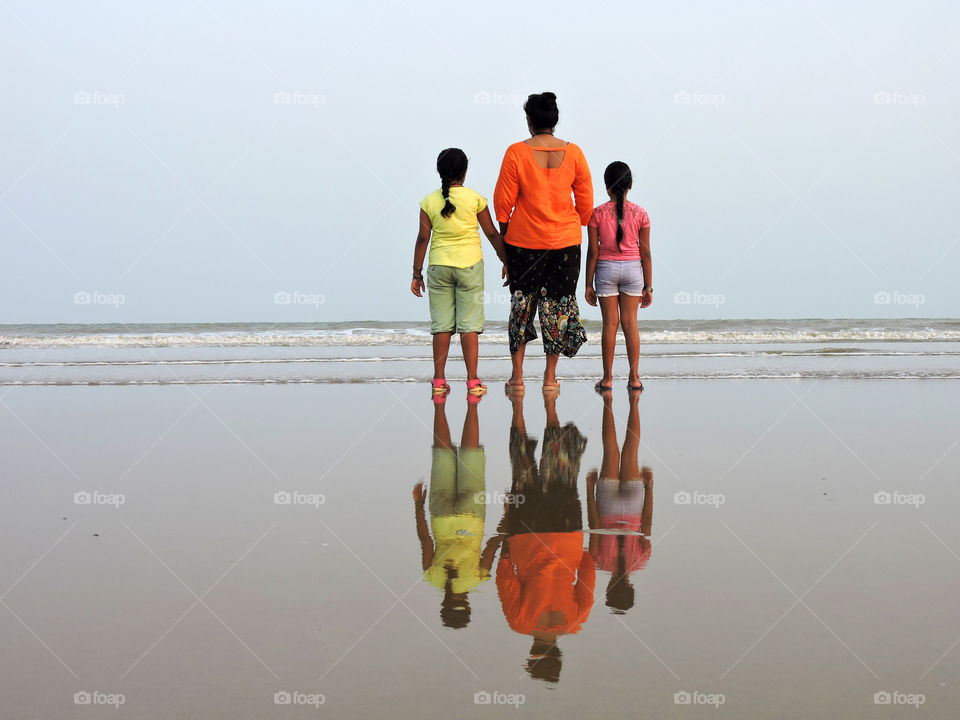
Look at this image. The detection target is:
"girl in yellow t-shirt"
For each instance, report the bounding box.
[411,148,508,401]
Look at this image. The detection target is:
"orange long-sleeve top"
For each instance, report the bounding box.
[493,141,594,250]
[496,532,595,636]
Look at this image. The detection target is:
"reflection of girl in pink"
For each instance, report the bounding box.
[587,390,653,614]
[496,392,594,683]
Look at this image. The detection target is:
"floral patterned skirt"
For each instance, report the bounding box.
[506,424,586,534]
[505,243,587,357]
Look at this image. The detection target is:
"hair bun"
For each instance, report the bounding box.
[524,92,560,130]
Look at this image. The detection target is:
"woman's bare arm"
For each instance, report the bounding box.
[585,225,600,307]
[478,207,509,287]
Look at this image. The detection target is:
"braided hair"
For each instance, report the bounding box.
[605,534,636,612]
[603,161,633,251]
[436,148,468,218]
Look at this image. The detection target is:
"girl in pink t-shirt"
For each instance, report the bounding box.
[584,161,653,392]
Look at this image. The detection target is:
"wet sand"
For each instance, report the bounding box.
[1,380,959,718]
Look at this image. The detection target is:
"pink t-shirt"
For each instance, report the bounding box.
[588,200,650,261]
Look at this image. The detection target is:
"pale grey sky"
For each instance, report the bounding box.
[2,0,958,324]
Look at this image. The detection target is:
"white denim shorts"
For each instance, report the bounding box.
[595,259,644,297]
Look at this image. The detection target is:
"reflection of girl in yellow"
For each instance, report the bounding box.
[413,401,502,629]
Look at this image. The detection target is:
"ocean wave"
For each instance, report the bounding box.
[1,347,958,369]
[3,329,960,349]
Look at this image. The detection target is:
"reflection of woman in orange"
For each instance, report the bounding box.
[587,391,653,614]
[496,392,594,683]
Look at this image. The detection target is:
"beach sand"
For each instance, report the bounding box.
[2,379,959,718]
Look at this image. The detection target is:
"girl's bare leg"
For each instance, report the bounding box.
[432,332,452,381]
[461,402,479,448]
[600,392,620,479]
[433,402,452,448]
[618,294,642,386]
[620,390,642,481]
[599,296,620,386]
[460,331,479,381]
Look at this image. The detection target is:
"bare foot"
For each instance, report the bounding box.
[594,377,613,392]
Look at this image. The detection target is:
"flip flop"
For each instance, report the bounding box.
[627,381,644,392]
[504,380,525,394]
[594,381,613,392]
[542,382,560,393]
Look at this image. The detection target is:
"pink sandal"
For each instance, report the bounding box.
[466,379,487,397]
[431,379,450,396]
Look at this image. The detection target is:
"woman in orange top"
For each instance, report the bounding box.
[493,92,594,392]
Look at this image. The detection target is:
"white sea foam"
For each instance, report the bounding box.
[2,327,959,349]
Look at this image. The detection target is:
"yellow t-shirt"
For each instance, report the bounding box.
[424,514,489,594]
[420,186,487,268]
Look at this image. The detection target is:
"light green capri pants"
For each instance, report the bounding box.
[426,260,485,334]
[430,447,486,519]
